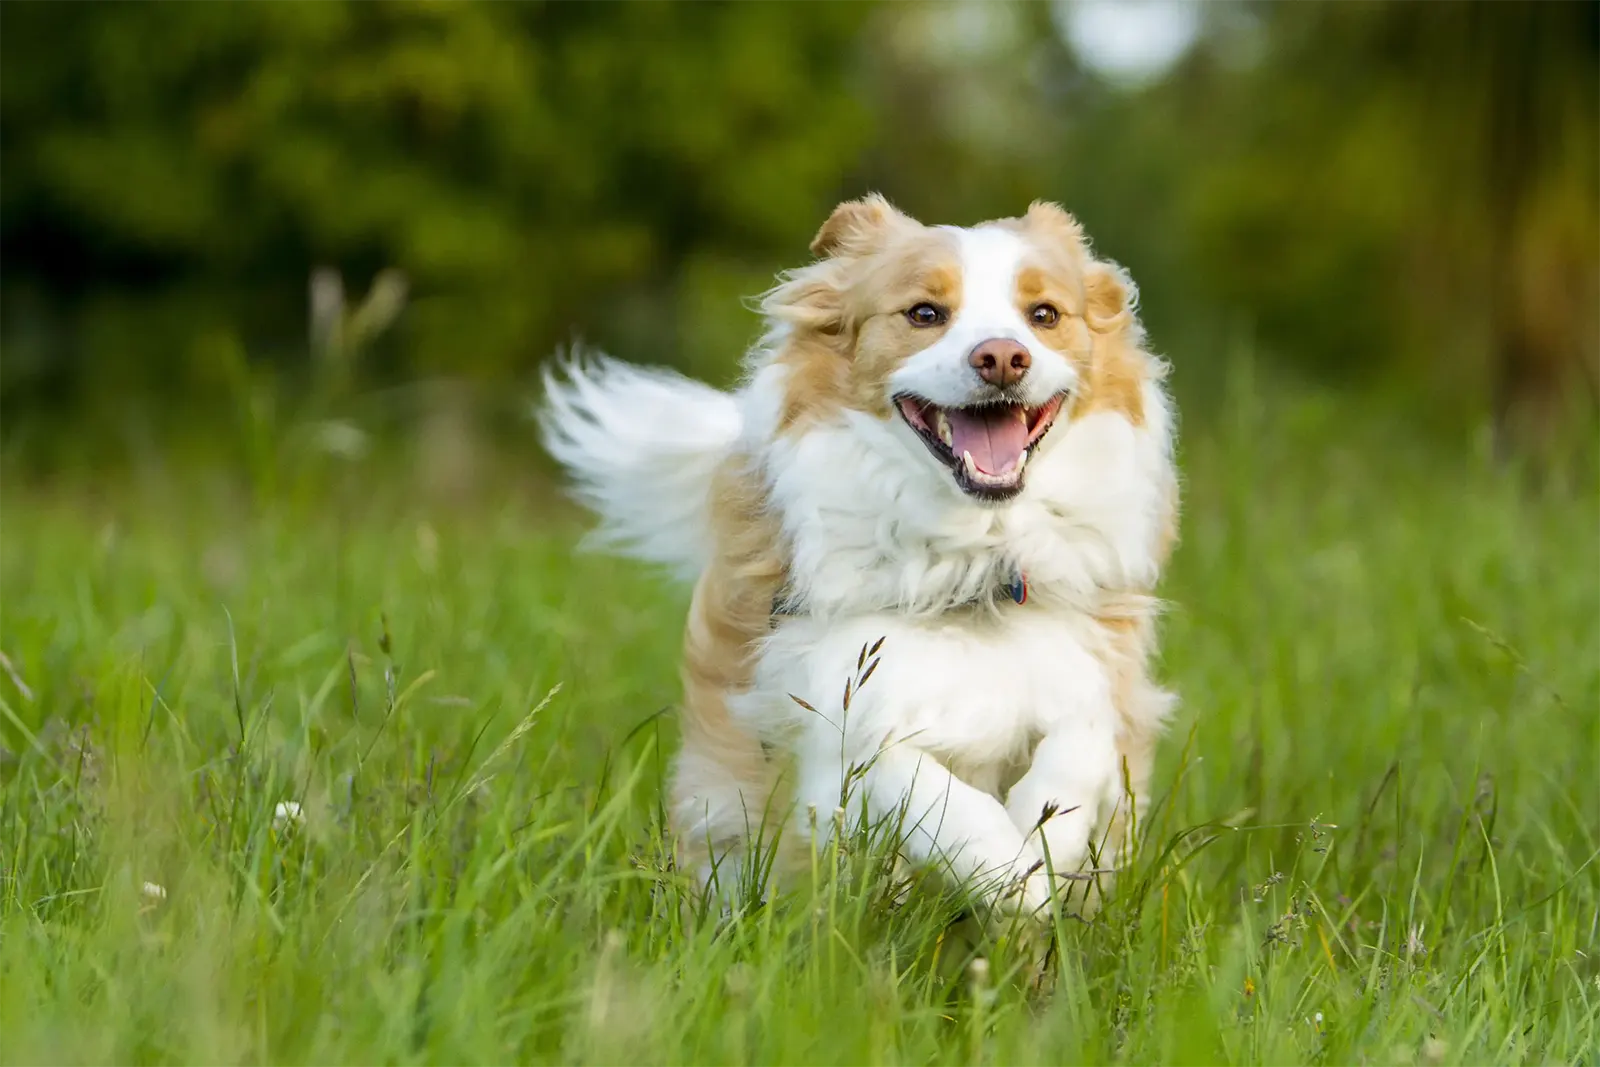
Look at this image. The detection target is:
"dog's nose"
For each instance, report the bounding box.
[968,339,1031,388]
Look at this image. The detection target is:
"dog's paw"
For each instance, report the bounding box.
[1008,795,1097,876]
[997,852,1119,922]
[985,858,1054,920]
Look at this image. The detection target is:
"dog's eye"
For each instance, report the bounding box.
[905,303,947,328]
[1029,303,1061,328]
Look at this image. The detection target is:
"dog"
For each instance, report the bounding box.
[539,196,1178,916]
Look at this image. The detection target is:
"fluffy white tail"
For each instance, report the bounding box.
[538,352,741,578]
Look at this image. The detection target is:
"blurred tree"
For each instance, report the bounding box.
[2,0,1594,455]
[0,0,873,416]
[850,2,1076,225]
[1455,1,1600,452]
[1062,0,1599,444]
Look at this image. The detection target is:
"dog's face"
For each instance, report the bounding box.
[764,196,1142,504]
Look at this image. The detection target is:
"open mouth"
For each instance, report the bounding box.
[895,393,1067,500]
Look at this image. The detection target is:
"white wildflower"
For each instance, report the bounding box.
[141,881,167,902]
[314,419,370,460]
[415,522,439,573]
[273,800,305,833]
[1406,922,1428,960]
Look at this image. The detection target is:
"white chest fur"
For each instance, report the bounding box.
[749,371,1175,622]
[732,605,1125,900]
[739,608,1115,776]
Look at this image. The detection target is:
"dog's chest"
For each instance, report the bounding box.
[749,608,1116,770]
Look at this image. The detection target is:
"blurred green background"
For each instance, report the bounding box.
[2,0,1596,469]
[3,8,1598,1060]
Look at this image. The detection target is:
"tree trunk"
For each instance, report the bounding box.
[1476,2,1600,457]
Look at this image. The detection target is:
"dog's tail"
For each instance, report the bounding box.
[538,351,741,579]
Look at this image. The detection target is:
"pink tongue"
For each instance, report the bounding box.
[946,406,1028,474]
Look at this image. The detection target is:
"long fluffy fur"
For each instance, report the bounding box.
[538,197,1180,918]
[538,352,742,578]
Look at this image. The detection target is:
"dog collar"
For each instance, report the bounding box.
[772,571,1027,618]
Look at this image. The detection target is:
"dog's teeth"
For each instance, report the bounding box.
[960,448,1029,486]
[936,411,953,448]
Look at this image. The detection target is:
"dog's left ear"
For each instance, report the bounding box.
[1023,200,1086,247]
[1084,261,1135,333]
[1023,201,1134,331]
[1081,262,1132,334]
[810,194,914,258]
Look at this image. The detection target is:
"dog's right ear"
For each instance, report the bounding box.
[810,194,913,258]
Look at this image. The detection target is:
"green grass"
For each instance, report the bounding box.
[2,379,1597,1066]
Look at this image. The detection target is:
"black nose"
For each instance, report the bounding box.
[969,339,1030,387]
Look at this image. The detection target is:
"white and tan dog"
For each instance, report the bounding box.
[540,196,1178,914]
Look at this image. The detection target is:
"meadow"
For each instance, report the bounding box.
[1,372,1596,1066]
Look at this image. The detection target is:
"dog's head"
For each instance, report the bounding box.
[760,195,1147,504]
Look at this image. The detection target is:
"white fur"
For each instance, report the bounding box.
[538,352,742,578]
[732,606,1122,905]
[754,372,1173,620]
[538,220,1177,914]
[730,371,1172,902]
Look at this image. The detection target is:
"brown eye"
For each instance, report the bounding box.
[905,303,947,328]
[1030,303,1061,328]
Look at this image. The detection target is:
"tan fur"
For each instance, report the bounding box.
[1019,199,1087,249]
[772,333,854,432]
[1094,607,1166,859]
[1075,265,1149,427]
[770,220,965,430]
[1015,265,1086,320]
[673,456,788,868]
[809,193,913,258]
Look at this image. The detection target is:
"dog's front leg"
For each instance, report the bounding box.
[1005,717,1119,884]
[798,743,1047,911]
